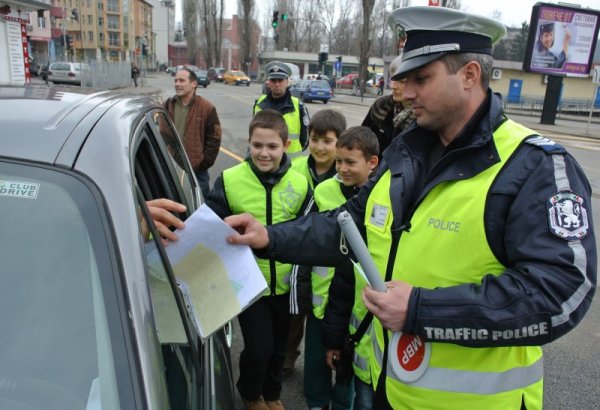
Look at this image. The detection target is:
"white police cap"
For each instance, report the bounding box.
[265,61,291,80]
[389,6,506,79]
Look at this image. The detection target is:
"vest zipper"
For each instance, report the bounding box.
[265,185,276,296]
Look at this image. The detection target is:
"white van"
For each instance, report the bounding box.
[283,63,301,86]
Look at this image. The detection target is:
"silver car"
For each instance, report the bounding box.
[0,86,235,409]
[47,62,90,85]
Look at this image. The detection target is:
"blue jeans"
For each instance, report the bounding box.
[304,313,354,410]
[353,378,374,410]
[194,168,210,199]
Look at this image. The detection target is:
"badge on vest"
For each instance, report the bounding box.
[547,191,589,240]
[388,332,431,383]
[369,204,389,229]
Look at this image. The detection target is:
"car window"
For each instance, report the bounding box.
[133,119,204,410]
[0,162,129,409]
[311,80,330,88]
[149,110,200,207]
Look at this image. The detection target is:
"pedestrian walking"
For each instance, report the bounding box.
[131,63,140,87]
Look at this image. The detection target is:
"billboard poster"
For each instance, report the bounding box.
[524,3,600,77]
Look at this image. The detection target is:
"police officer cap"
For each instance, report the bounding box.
[539,22,555,34]
[388,6,506,80]
[265,61,290,80]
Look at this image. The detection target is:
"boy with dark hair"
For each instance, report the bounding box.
[292,109,347,190]
[305,126,379,410]
[284,109,348,375]
[207,109,311,410]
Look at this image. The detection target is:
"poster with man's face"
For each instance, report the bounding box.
[524,3,600,77]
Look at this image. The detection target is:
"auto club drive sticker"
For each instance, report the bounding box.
[0,180,40,199]
[388,332,431,382]
[548,191,588,240]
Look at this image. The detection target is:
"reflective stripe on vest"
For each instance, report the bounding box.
[254,95,303,154]
[223,161,308,296]
[365,120,544,408]
[310,179,346,319]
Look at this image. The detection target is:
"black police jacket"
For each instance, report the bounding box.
[259,91,596,348]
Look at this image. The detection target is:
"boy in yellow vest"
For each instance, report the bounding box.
[284,109,348,375]
[207,109,311,410]
[291,109,347,190]
[304,126,379,410]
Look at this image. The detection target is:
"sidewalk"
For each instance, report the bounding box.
[331,88,600,139]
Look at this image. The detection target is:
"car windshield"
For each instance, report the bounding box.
[0,162,122,409]
[232,71,245,76]
[197,71,208,76]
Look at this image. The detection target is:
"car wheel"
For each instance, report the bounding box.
[246,83,250,87]
[323,99,328,104]
[301,94,308,103]
[203,84,207,88]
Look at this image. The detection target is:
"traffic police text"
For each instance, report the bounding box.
[424,322,549,341]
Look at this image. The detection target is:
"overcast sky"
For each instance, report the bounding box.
[179,0,600,29]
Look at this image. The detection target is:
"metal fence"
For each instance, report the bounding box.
[503,94,600,118]
[80,61,132,89]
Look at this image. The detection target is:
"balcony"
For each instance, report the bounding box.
[51,27,64,38]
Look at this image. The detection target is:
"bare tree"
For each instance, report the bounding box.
[201,0,214,66]
[183,0,198,64]
[359,0,376,94]
[238,0,255,72]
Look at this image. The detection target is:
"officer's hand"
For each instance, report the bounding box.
[146,198,186,243]
[225,213,269,249]
[362,280,413,332]
[326,349,341,370]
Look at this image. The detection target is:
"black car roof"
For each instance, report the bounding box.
[0,86,143,165]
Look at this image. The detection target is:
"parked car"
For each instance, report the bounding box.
[194,69,210,87]
[215,68,227,83]
[171,64,199,76]
[47,62,90,85]
[336,73,358,89]
[367,73,384,87]
[289,79,332,103]
[0,86,236,410]
[207,67,225,83]
[223,70,250,86]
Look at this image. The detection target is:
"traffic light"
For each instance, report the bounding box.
[142,43,148,57]
[318,52,328,65]
[272,11,279,29]
[281,13,288,21]
[274,34,280,44]
[65,34,73,50]
[337,56,342,62]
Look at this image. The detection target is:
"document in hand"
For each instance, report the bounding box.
[162,204,267,339]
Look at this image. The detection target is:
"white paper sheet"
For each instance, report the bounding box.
[165,204,267,338]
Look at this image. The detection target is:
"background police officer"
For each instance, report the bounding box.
[228,6,596,410]
[254,61,310,156]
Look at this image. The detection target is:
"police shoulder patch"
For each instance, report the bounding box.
[525,135,566,154]
[547,191,589,240]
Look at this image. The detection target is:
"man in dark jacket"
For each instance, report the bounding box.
[254,61,309,156]
[224,6,596,409]
[164,68,222,198]
[362,55,414,157]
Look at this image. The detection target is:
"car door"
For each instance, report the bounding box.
[135,109,235,410]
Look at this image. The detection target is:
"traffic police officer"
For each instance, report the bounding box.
[254,61,310,156]
[226,6,596,410]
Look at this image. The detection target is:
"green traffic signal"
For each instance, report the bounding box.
[281,14,288,21]
[272,21,278,29]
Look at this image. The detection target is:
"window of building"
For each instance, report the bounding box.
[88,31,93,41]
[37,16,46,28]
[107,0,118,13]
[107,15,119,30]
[87,15,92,25]
[98,16,103,26]
[109,32,120,46]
